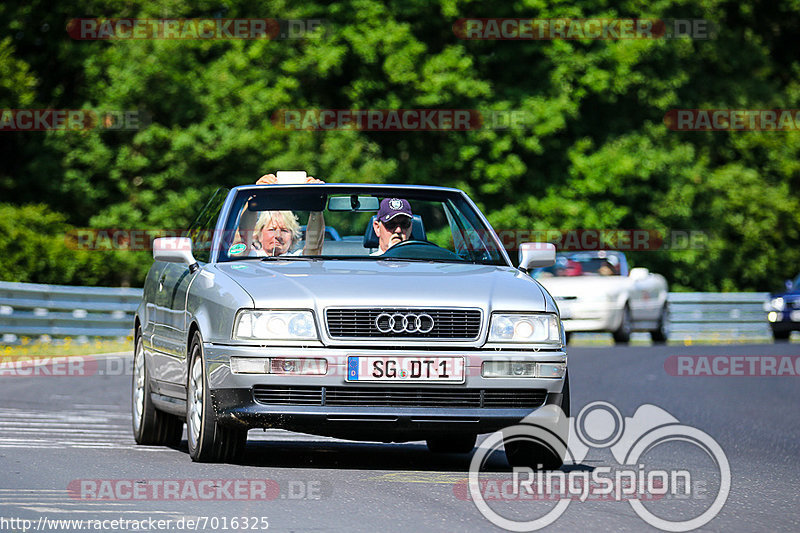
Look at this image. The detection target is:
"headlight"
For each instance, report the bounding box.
[770,297,785,311]
[488,313,561,344]
[234,310,318,341]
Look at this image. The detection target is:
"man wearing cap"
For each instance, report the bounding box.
[372,198,413,255]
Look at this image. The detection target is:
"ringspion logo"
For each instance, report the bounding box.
[468,402,730,531]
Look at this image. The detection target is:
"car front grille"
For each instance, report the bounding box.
[252,385,546,409]
[251,386,322,406]
[325,308,482,339]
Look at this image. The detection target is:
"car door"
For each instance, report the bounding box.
[629,269,662,321]
[141,262,166,346]
[149,188,229,397]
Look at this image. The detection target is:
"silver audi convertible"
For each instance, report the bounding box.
[132,183,569,464]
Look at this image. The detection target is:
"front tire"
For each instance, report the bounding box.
[426,434,477,454]
[504,438,564,470]
[650,305,669,344]
[504,374,569,470]
[613,305,632,344]
[186,331,246,463]
[773,329,791,341]
[132,328,183,446]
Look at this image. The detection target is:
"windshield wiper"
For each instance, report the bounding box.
[376,257,478,265]
[260,255,314,261]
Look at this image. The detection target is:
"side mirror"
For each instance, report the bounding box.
[153,237,199,273]
[518,242,556,271]
[786,279,794,291]
[629,267,650,280]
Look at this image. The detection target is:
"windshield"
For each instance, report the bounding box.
[215,187,508,266]
[532,251,624,278]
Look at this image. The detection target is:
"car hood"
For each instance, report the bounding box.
[771,291,800,304]
[536,275,631,298]
[215,260,551,312]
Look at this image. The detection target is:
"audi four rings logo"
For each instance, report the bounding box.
[375,312,435,334]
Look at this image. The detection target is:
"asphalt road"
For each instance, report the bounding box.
[1,343,799,532]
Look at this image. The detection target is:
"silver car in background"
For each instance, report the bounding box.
[533,251,669,344]
[133,183,568,465]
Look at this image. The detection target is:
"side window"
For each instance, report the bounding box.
[187,188,229,263]
[443,199,506,265]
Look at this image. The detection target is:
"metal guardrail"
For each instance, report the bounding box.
[667,292,772,342]
[0,281,142,343]
[0,281,775,343]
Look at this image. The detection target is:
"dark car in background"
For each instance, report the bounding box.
[766,274,800,340]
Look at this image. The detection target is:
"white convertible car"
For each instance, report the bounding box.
[532,251,669,344]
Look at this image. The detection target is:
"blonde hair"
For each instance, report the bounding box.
[253,211,301,248]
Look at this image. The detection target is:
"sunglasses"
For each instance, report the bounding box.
[382,217,412,230]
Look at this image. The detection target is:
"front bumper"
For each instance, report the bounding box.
[204,344,567,441]
[768,309,800,332]
[559,301,624,332]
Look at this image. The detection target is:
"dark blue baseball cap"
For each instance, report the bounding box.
[376,198,412,223]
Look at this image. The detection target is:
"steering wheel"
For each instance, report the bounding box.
[387,239,439,249]
[381,239,463,261]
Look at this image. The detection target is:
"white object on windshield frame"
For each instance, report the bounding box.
[275,171,308,184]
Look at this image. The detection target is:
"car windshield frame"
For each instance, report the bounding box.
[208,183,513,267]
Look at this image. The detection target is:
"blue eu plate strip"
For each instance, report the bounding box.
[348,357,359,380]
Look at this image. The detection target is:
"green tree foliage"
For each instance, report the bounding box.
[0,204,145,286]
[0,0,798,289]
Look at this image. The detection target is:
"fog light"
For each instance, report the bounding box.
[768,311,779,322]
[482,361,536,378]
[512,362,529,376]
[270,358,327,375]
[230,357,269,374]
[537,363,566,378]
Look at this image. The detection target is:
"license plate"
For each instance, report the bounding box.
[790,310,800,322]
[346,356,465,382]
